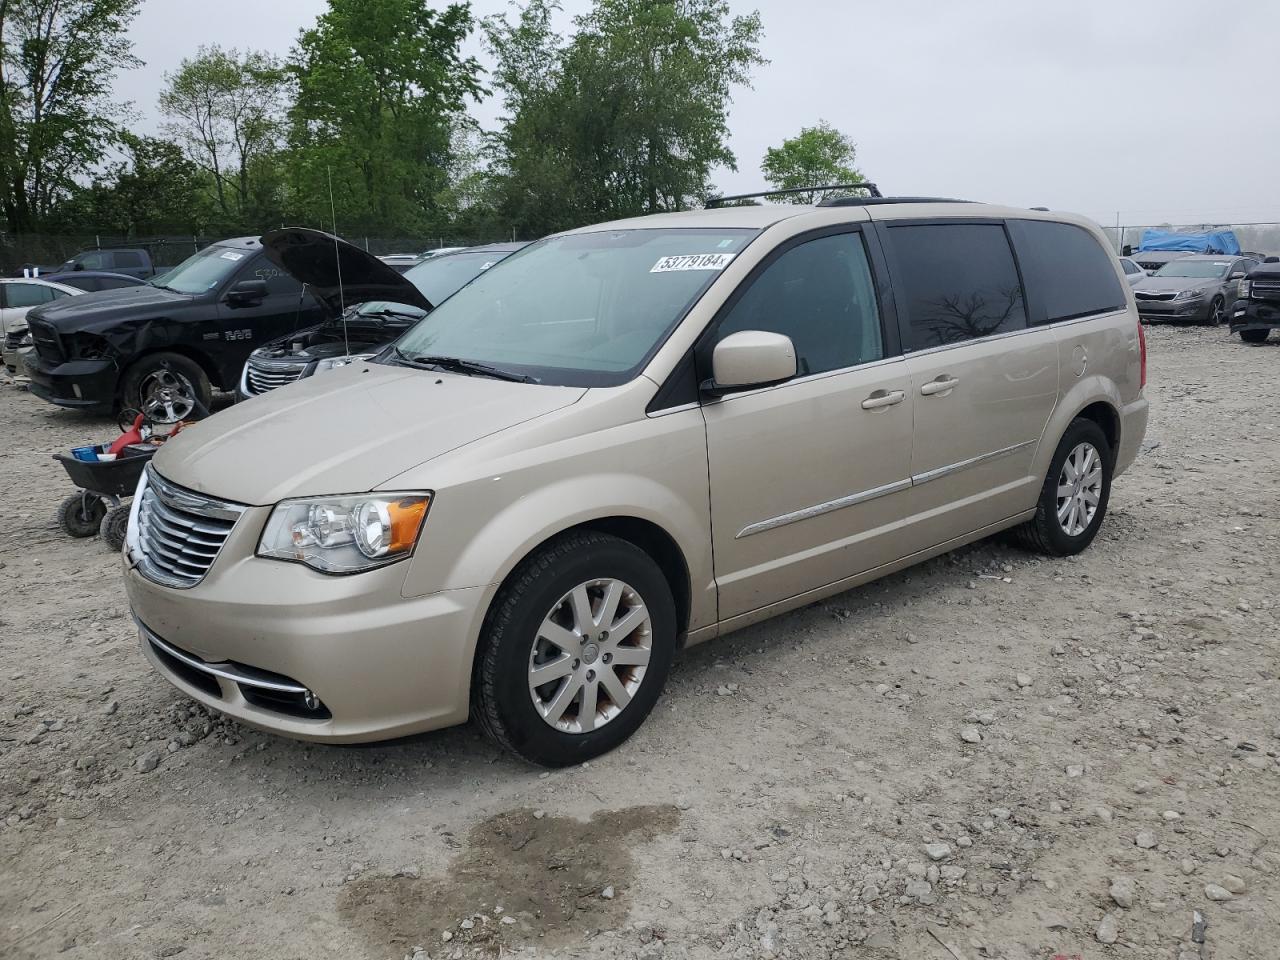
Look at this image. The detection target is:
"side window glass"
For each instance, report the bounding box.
[1006,220,1126,325]
[244,256,304,297]
[715,232,883,376]
[886,223,1027,349]
[78,251,108,271]
[1122,259,1139,275]
[5,283,56,308]
[114,251,145,268]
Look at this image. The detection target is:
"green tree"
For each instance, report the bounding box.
[286,0,483,234]
[0,0,142,231]
[485,0,765,236]
[53,132,208,235]
[158,45,288,224]
[761,120,864,203]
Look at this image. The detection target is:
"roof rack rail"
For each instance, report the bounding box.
[706,182,881,208]
[818,195,971,207]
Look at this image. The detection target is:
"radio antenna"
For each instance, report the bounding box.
[327,166,350,358]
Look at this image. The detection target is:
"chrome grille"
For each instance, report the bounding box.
[245,357,307,395]
[1251,279,1280,301]
[131,467,246,588]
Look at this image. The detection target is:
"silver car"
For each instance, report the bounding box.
[124,198,1148,766]
[1132,254,1259,325]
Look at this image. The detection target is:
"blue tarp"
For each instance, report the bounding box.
[1138,229,1241,255]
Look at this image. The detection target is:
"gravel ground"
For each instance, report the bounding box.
[1,325,1278,960]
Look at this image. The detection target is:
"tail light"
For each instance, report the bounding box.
[1138,319,1147,389]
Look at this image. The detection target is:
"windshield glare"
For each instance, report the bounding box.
[393,228,757,385]
[1154,259,1232,278]
[403,250,514,306]
[155,245,252,294]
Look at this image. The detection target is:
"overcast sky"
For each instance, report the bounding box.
[115,0,1280,229]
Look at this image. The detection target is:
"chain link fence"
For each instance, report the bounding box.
[0,231,523,276]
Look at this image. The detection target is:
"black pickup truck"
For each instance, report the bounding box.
[23,237,326,421]
[1230,257,1280,343]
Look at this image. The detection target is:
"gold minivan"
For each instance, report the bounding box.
[124,196,1148,765]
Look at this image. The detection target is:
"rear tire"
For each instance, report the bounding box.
[57,493,106,538]
[472,531,677,767]
[1013,419,1112,557]
[1239,328,1270,343]
[100,504,131,552]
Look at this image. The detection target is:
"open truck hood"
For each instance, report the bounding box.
[261,228,433,317]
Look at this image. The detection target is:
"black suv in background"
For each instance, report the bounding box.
[23,237,325,421]
[1231,257,1280,343]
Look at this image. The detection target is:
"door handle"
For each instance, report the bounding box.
[861,389,905,410]
[920,376,960,396]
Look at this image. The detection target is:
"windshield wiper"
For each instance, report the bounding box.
[353,307,423,321]
[392,348,538,383]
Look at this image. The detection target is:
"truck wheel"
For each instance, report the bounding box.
[100,504,131,552]
[121,353,211,424]
[1239,328,1270,343]
[1013,419,1113,557]
[57,493,107,538]
[471,531,677,767]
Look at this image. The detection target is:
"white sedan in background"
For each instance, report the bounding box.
[2,277,83,378]
[1119,257,1147,287]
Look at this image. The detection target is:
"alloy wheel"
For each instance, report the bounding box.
[139,368,196,422]
[528,578,652,734]
[1056,442,1102,537]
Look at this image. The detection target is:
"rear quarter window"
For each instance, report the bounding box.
[1009,220,1126,323]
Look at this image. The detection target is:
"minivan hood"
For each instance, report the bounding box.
[153,360,586,505]
[261,228,432,317]
[28,283,190,333]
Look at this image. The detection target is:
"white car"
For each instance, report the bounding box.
[1118,257,1147,287]
[1,277,83,378]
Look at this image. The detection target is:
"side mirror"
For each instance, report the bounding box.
[1229,271,1246,280]
[72,262,85,271]
[226,279,268,304]
[702,330,797,397]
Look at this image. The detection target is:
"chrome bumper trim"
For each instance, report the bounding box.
[135,616,309,695]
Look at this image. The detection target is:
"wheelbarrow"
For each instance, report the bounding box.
[53,443,156,551]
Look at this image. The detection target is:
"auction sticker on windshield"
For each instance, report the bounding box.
[650,253,735,273]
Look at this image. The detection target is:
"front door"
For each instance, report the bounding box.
[213,254,323,385]
[880,220,1060,546]
[702,228,915,620]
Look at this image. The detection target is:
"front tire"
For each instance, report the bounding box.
[1206,297,1225,326]
[1239,328,1270,343]
[1014,419,1112,557]
[472,531,677,767]
[120,353,211,423]
[100,504,131,552]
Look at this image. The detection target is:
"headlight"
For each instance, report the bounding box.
[257,492,431,573]
[1174,287,1206,300]
[1240,280,1251,299]
[314,354,374,374]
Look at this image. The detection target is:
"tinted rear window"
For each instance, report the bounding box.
[1009,220,1125,323]
[113,251,145,268]
[884,222,1027,350]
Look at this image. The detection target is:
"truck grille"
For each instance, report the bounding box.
[27,318,64,362]
[245,357,307,395]
[1251,279,1280,301]
[131,467,246,588]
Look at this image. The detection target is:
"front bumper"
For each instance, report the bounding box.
[23,353,118,411]
[2,343,31,378]
[1229,299,1280,332]
[1135,297,1210,322]
[125,532,495,742]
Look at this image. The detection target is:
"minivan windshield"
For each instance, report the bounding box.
[152,244,253,294]
[1154,259,1232,278]
[392,228,758,386]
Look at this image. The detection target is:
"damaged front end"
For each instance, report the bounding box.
[239,302,426,398]
[23,315,125,411]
